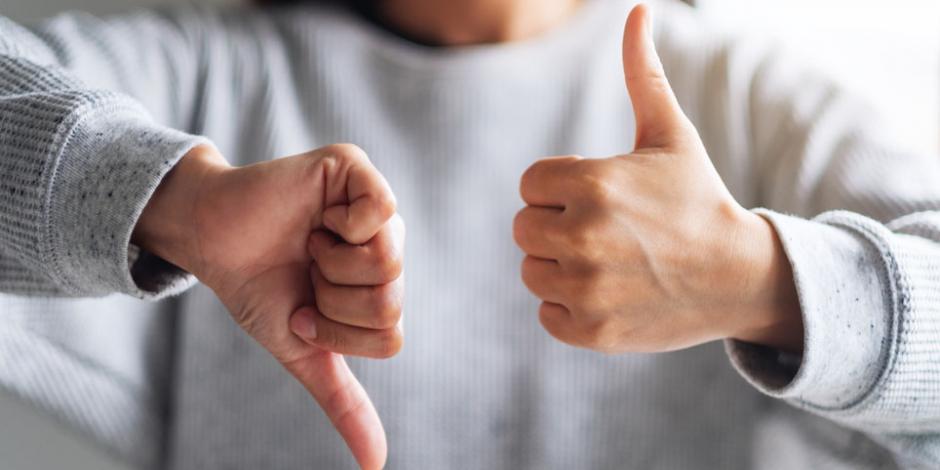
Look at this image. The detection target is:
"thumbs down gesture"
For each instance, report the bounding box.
[135,143,402,470]
[513,4,803,354]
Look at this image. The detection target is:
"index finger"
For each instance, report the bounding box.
[310,213,405,286]
[520,155,582,208]
[318,144,398,245]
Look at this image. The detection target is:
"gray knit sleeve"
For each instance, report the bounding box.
[0,12,213,298]
[707,36,940,466]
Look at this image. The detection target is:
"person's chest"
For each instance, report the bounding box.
[168,20,769,469]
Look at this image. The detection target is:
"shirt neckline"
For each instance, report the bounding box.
[304,0,631,74]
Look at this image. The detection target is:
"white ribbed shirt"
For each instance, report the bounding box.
[1,1,939,468]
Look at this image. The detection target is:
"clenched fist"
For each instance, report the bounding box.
[513,5,802,355]
[134,143,402,470]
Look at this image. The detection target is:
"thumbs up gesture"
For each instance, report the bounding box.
[513,5,803,354]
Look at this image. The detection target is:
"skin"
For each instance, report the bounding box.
[513,5,803,354]
[378,0,582,45]
[133,1,802,468]
[133,144,403,470]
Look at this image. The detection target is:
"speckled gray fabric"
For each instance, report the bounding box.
[1,1,940,469]
[0,17,205,298]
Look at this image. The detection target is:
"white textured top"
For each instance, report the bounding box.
[1,0,939,468]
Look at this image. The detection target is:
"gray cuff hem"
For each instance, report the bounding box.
[44,101,206,299]
[726,209,893,410]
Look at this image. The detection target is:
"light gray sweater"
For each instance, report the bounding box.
[1,0,940,468]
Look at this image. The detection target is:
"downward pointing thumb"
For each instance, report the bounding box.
[622,4,691,150]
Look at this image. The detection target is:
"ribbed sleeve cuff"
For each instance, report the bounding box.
[43,99,208,299]
[725,209,893,410]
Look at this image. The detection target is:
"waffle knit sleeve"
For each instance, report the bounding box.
[697,30,940,468]
[0,12,215,298]
[650,2,940,465]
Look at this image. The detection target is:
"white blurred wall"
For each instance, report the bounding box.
[698,0,940,155]
[0,1,937,469]
[0,389,131,470]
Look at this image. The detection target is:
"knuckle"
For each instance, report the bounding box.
[563,225,588,251]
[372,305,402,330]
[325,142,368,161]
[572,160,618,201]
[539,321,569,345]
[568,291,594,322]
[537,305,565,335]
[582,318,611,348]
[370,284,403,329]
[565,214,610,262]
[523,156,581,185]
[375,329,404,358]
[579,172,616,204]
[371,249,403,282]
[376,193,397,220]
[519,257,539,291]
[566,301,588,320]
[563,223,599,258]
[518,173,535,200]
[538,303,585,348]
[512,211,534,249]
[581,318,619,352]
[519,258,534,292]
[519,162,541,190]
[542,321,586,350]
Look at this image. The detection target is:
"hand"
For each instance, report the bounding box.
[134,143,403,470]
[512,4,802,354]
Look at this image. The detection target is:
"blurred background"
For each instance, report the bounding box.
[0,0,937,469]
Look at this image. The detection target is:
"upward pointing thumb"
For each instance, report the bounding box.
[622,4,690,150]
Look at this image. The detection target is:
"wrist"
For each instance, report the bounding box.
[132,144,230,276]
[721,207,804,352]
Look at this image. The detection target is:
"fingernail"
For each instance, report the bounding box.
[292,308,317,340]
